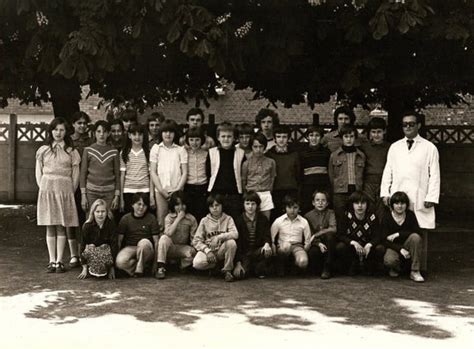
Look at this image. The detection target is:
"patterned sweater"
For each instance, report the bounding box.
[80,143,120,194]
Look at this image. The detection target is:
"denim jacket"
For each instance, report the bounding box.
[328,147,366,194]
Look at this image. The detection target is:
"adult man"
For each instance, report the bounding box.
[380,112,440,229]
[321,106,367,153]
[179,108,216,150]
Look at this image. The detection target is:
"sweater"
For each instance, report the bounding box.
[360,141,390,183]
[80,143,120,194]
[234,213,271,262]
[299,144,330,185]
[80,218,118,263]
[192,213,238,254]
[381,210,420,252]
[265,146,301,191]
[338,210,381,246]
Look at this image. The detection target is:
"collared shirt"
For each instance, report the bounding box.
[304,208,337,234]
[271,214,311,245]
[164,212,198,245]
[150,142,188,190]
[187,148,208,185]
[242,155,276,192]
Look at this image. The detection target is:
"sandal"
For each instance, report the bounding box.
[46,262,56,273]
[69,256,80,268]
[55,262,66,273]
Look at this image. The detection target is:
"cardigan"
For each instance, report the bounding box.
[234,212,272,262]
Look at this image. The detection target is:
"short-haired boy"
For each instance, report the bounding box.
[271,195,311,276]
[304,190,337,279]
[233,191,273,279]
[328,124,366,225]
[241,133,277,220]
[192,194,238,282]
[206,122,246,220]
[147,112,165,146]
[236,123,254,157]
[266,125,301,220]
[179,108,216,150]
[360,117,390,221]
[299,126,331,213]
[255,108,280,151]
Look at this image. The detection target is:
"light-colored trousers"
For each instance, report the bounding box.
[384,233,423,272]
[116,239,154,275]
[192,240,237,272]
[157,235,196,269]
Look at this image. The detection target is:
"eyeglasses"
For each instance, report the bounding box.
[402,122,417,128]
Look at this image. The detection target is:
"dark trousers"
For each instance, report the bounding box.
[335,241,385,274]
[211,192,242,222]
[272,189,298,221]
[333,192,351,228]
[240,248,273,277]
[184,184,208,222]
[363,182,389,223]
[308,232,337,274]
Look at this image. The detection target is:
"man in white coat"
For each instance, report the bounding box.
[380,112,440,278]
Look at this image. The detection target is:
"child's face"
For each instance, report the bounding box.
[52,123,66,142]
[239,134,251,148]
[392,201,407,215]
[218,130,234,149]
[275,133,289,148]
[251,139,265,157]
[369,128,385,144]
[122,119,132,131]
[188,114,203,128]
[132,198,147,217]
[148,121,160,137]
[342,132,355,146]
[73,117,88,135]
[110,125,123,142]
[244,200,258,215]
[260,116,273,133]
[336,113,351,130]
[312,193,328,211]
[174,199,186,214]
[353,201,367,217]
[308,131,322,146]
[94,204,107,224]
[162,131,175,145]
[188,137,202,150]
[95,125,109,144]
[209,201,223,217]
[129,131,144,146]
[285,204,299,219]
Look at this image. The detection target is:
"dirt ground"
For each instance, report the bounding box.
[0,206,473,349]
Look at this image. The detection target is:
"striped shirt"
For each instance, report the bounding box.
[120,149,150,193]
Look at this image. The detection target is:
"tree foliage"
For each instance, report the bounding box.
[1,0,473,126]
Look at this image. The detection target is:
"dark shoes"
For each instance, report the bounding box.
[155,267,166,280]
[46,262,56,273]
[321,269,331,280]
[69,256,80,268]
[224,271,234,282]
[55,262,66,273]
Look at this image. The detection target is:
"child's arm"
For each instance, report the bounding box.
[314,211,337,237]
[35,147,44,188]
[120,171,126,212]
[71,149,81,192]
[217,216,238,242]
[328,153,335,187]
[303,219,312,251]
[192,220,211,253]
[112,150,120,210]
[163,213,184,237]
[150,160,166,197]
[241,160,249,192]
[176,162,188,192]
[269,159,276,190]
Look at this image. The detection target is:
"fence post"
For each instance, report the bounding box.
[312,113,320,125]
[8,114,17,202]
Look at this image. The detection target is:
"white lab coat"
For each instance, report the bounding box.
[380,135,440,229]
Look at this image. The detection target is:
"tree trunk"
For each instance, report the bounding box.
[48,77,81,123]
[384,94,415,143]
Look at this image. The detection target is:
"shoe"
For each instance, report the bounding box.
[55,262,66,273]
[410,271,425,283]
[155,267,166,279]
[321,269,331,280]
[348,262,358,276]
[224,271,234,282]
[389,269,399,278]
[257,274,266,279]
[69,256,80,268]
[46,262,56,273]
[133,272,144,278]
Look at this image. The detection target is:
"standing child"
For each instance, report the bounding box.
[328,124,366,225]
[150,119,188,230]
[236,123,254,157]
[192,194,238,282]
[266,125,301,220]
[270,195,311,276]
[120,124,152,214]
[206,122,246,221]
[147,112,165,147]
[116,193,160,277]
[70,111,92,156]
[155,191,197,279]
[78,199,117,279]
[80,120,120,213]
[360,117,390,221]
[304,190,337,279]
[241,133,276,220]
[233,191,273,279]
[299,126,331,214]
[336,191,385,275]
[119,109,138,132]
[109,119,125,151]
[179,108,216,150]
[184,127,209,222]
[36,118,81,273]
[382,191,425,282]
[255,108,280,152]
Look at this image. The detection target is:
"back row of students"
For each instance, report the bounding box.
[36,107,424,283]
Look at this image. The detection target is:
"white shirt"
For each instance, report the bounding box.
[150,143,188,191]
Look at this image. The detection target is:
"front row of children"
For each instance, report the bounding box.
[78,188,425,283]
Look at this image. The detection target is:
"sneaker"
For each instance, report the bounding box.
[321,269,331,280]
[224,271,234,282]
[410,271,425,283]
[155,267,166,280]
[46,262,56,273]
[389,269,399,278]
[69,256,80,268]
[55,262,66,273]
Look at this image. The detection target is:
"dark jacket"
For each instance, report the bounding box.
[80,218,118,264]
[235,212,271,262]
